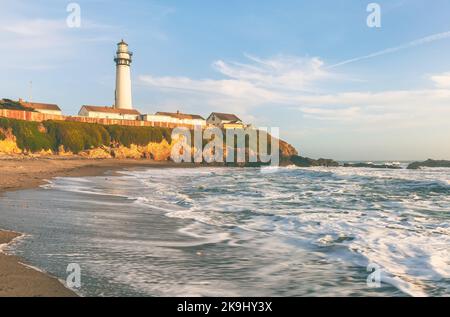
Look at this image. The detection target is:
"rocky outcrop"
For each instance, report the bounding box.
[57,145,74,157]
[0,128,22,155]
[96,140,173,161]
[407,159,450,170]
[139,140,172,161]
[111,144,143,160]
[288,155,339,167]
[0,118,308,166]
[279,139,298,158]
[344,162,402,169]
[79,147,112,159]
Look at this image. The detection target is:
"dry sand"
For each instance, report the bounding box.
[0,157,188,297]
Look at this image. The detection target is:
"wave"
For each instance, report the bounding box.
[26,166,450,297]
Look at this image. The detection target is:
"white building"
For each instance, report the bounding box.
[19,99,62,116]
[78,105,140,120]
[141,111,206,127]
[114,40,133,110]
[207,112,244,129]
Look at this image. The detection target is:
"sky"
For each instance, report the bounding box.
[1,0,450,161]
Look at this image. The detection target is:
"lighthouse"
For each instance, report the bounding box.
[114,40,133,110]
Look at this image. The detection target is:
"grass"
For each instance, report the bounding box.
[106,125,172,147]
[0,118,172,153]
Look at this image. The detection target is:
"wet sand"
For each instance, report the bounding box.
[0,230,77,297]
[0,157,187,297]
[0,157,187,193]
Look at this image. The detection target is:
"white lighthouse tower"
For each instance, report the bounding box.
[114,39,133,110]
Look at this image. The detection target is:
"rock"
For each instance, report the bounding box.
[0,129,22,155]
[58,145,74,157]
[111,144,143,159]
[288,155,339,167]
[344,163,402,169]
[79,147,112,159]
[35,149,53,157]
[0,139,22,155]
[139,140,172,161]
[315,158,340,167]
[279,140,298,158]
[407,159,450,170]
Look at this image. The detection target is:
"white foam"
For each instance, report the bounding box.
[26,166,450,297]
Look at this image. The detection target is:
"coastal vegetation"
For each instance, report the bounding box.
[0,118,53,152]
[0,117,325,166]
[0,117,298,163]
[0,99,35,112]
[0,118,172,156]
[106,125,171,147]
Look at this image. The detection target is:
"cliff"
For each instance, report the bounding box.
[0,117,300,164]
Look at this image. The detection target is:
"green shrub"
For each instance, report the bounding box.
[0,99,36,112]
[106,125,171,146]
[0,118,172,154]
[0,118,53,152]
[43,121,111,153]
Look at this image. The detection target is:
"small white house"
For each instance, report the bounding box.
[19,99,62,116]
[78,105,141,120]
[142,111,206,127]
[207,112,244,129]
[141,113,178,124]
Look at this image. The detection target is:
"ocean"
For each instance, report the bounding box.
[0,166,449,297]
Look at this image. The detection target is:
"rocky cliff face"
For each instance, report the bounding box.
[76,140,173,161]
[0,128,22,155]
[279,139,298,158]
[1,117,329,167]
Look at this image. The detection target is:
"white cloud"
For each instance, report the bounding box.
[295,89,450,130]
[139,75,282,105]
[0,3,116,70]
[139,54,450,131]
[138,54,338,116]
[1,18,65,36]
[430,72,450,88]
[299,106,362,121]
[213,54,330,91]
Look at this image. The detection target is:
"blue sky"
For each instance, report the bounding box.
[1,0,450,160]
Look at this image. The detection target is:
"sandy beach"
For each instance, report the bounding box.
[0,157,185,297]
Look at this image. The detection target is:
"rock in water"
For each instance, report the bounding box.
[407,159,450,170]
[288,155,339,167]
[344,162,402,169]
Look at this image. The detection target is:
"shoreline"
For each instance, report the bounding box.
[0,157,193,297]
[0,229,77,297]
[0,157,197,194]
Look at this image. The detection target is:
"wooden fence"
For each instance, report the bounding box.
[0,109,196,129]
